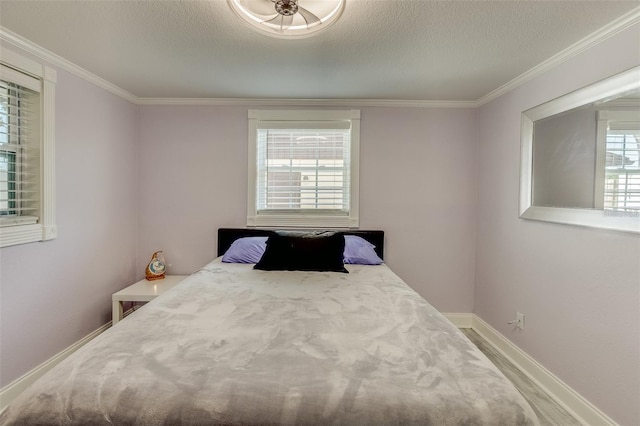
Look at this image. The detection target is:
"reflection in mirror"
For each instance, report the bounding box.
[595,106,640,213]
[532,92,640,211]
[520,66,640,233]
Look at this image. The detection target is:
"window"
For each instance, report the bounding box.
[247,110,360,228]
[604,131,640,212]
[595,110,640,214]
[0,50,56,247]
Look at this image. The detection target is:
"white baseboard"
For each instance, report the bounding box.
[443,312,474,328]
[470,314,617,426]
[0,321,111,412]
[0,311,616,425]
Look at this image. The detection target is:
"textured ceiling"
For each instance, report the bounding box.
[0,0,638,101]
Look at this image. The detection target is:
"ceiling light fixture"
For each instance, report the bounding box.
[228,0,345,39]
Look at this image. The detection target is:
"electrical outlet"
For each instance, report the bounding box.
[516,312,525,330]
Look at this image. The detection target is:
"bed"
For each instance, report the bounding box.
[1,228,538,425]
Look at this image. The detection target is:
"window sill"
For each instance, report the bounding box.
[0,215,39,227]
[247,214,358,228]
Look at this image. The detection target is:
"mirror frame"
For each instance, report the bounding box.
[519,66,640,234]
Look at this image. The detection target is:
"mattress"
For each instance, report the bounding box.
[2,259,538,425]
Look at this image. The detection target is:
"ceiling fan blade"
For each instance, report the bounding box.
[263,13,294,31]
[297,6,321,27]
[263,13,281,24]
[279,14,294,31]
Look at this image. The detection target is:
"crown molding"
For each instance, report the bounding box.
[136,97,476,108]
[476,6,640,107]
[0,26,138,104]
[2,5,639,109]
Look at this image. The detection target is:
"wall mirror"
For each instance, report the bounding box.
[520,66,640,234]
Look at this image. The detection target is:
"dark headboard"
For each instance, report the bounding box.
[218,228,384,260]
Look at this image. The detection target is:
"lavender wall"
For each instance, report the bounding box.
[137,106,478,312]
[475,24,640,425]
[0,44,139,387]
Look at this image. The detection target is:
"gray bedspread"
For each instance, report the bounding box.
[2,259,538,425]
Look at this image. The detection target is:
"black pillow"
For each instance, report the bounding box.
[254,231,348,273]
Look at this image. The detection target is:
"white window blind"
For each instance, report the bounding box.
[0,64,41,224]
[248,110,360,228]
[604,126,640,213]
[0,49,56,248]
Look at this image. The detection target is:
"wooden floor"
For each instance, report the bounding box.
[461,328,581,426]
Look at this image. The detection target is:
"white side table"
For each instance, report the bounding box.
[112,275,188,325]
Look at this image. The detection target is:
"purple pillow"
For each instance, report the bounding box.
[343,235,383,265]
[222,237,267,263]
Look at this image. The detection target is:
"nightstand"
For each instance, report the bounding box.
[112,275,188,325]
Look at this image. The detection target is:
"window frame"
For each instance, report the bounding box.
[247,109,360,228]
[0,48,56,247]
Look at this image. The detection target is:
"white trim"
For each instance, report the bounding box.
[594,113,608,210]
[476,6,640,107]
[470,314,617,426]
[519,113,534,217]
[0,322,111,413]
[349,115,360,226]
[246,214,356,228]
[522,67,640,123]
[598,110,640,122]
[137,97,476,108]
[250,109,361,121]
[0,64,40,91]
[41,65,57,241]
[604,98,640,108]
[443,312,473,328]
[520,205,640,234]
[0,215,38,227]
[0,47,43,78]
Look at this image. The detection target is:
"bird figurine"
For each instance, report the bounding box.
[145,251,166,281]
